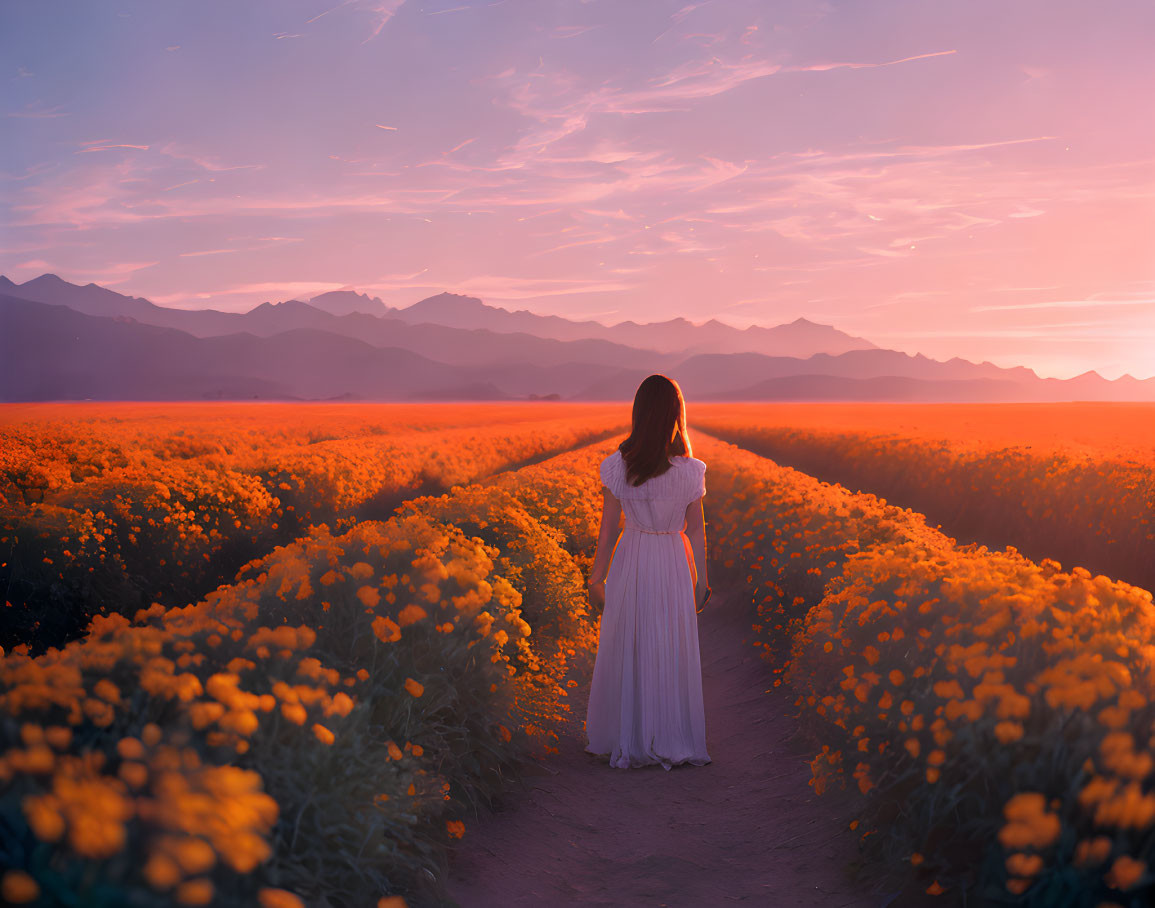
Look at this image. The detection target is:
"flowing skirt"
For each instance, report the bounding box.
[584,530,711,771]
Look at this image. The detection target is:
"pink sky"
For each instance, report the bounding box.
[3,0,1154,378]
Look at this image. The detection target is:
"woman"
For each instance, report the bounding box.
[584,374,712,771]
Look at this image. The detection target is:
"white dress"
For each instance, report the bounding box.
[584,450,712,771]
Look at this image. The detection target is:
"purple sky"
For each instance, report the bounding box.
[3,0,1154,378]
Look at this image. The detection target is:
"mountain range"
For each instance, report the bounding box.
[2,273,1152,402]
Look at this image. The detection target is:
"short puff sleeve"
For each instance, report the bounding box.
[688,458,706,501]
[599,452,623,496]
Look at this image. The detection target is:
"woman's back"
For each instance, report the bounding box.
[586,448,711,771]
[599,450,707,534]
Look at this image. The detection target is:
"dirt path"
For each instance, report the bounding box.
[439,583,940,907]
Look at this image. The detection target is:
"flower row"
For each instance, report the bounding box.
[693,430,1155,906]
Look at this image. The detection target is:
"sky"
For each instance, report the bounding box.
[2,0,1154,380]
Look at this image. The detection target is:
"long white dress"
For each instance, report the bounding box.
[584,450,712,771]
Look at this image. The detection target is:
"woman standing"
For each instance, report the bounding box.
[584,374,712,771]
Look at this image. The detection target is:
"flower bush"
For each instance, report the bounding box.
[694,429,1155,905]
[0,414,628,907]
[1,404,626,653]
[696,403,1155,595]
[1,508,571,906]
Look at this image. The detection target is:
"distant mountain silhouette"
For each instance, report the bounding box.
[0,294,488,401]
[308,288,396,318]
[1,272,875,359]
[3,274,1155,402]
[386,291,877,357]
[0,275,677,368]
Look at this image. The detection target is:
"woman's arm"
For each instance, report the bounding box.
[587,487,623,607]
[684,496,709,604]
[589,487,623,584]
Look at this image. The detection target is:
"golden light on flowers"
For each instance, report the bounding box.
[10,402,1155,904]
[682,422,1155,904]
[0,404,633,906]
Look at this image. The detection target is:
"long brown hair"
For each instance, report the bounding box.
[618,374,693,487]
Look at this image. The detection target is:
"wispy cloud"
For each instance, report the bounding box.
[361,0,407,42]
[7,100,69,119]
[971,297,1155,313]
[75,144,150,154]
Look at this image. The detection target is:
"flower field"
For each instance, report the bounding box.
[3,402,1155,906]
[0,405,623,907]
[695,402,1155,595]
[693,428,1155,906]
[0,403,627,653]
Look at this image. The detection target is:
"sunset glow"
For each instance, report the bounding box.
[3,0,1154,378]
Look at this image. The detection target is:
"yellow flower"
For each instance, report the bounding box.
[404,678,424,698]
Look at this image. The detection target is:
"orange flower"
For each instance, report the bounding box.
[397,604,428,627]
[175,878,214,905]
[404,678,424,698]
[259,889,307,908]
[312,723,335,746]
[1106,855,1145,891]
[1,871,40,904]
[372,615,402,644]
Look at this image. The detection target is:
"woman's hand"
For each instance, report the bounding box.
[587,576,606,609]
[694,580,712,613]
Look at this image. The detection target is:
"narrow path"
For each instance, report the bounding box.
[440,582,939,907]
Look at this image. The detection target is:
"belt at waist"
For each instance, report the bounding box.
[624,524,680,535]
